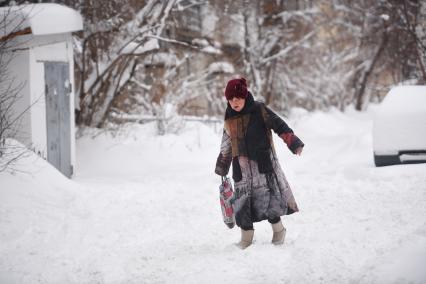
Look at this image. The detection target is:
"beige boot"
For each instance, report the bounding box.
[237,229,254,249]
[271,220,286,245]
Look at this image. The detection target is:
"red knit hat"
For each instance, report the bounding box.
[225,78,248,100]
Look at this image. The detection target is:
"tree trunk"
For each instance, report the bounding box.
[98,58,139,127]
[355,33,388,111]
[264,60,276,105]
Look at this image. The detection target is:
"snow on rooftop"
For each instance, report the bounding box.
[0,3,83,37]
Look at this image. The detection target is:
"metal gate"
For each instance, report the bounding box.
[44,62,72,177]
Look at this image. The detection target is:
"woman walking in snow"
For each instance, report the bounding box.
[215,77,304,249]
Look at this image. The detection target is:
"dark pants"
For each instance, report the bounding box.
[240,216,281,231]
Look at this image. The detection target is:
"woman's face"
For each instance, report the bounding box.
[228,97,246,112]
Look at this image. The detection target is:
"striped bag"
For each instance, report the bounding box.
[219,176,235,229]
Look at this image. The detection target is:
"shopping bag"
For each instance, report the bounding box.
[219,176,235,229]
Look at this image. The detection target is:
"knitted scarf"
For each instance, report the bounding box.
[224,93,273,161]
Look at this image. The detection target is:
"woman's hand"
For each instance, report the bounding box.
[295,147,303,156]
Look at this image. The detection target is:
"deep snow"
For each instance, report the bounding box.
[1,107,425,283]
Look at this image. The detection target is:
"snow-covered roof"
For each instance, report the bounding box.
[0,4,83,37]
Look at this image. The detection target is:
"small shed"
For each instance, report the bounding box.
[0,4,83,177]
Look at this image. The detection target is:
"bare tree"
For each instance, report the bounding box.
[70,0,215,128]
[10,0,422,125]
[237,0,319,106]
[0,6,31,172]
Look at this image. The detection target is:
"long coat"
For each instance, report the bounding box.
[215,94,303,230]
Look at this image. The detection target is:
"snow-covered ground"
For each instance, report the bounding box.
[1,107,425,283]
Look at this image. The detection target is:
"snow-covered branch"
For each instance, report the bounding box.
[260,30,316,64]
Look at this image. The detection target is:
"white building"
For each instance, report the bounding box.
[0,4,83,177]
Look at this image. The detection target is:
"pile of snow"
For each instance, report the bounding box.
[1,108,425,283]
[76,120,219,178]
[0,139,89,283]
[373,85,426,154]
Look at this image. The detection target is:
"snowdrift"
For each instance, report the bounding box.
[0,109,425,283]
[0,139,88,283]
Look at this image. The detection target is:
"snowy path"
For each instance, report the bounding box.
[1,109,425,283]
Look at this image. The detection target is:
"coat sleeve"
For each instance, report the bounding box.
[262,104,305,154]
[215,129,232,176]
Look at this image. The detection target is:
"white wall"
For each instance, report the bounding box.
[5,30,78,176]
[4,49,32,146]
[8,33,70,159]
[14,33,68,50]
[65,34,76,170]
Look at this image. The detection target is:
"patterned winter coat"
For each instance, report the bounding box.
[215,93,304,230]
